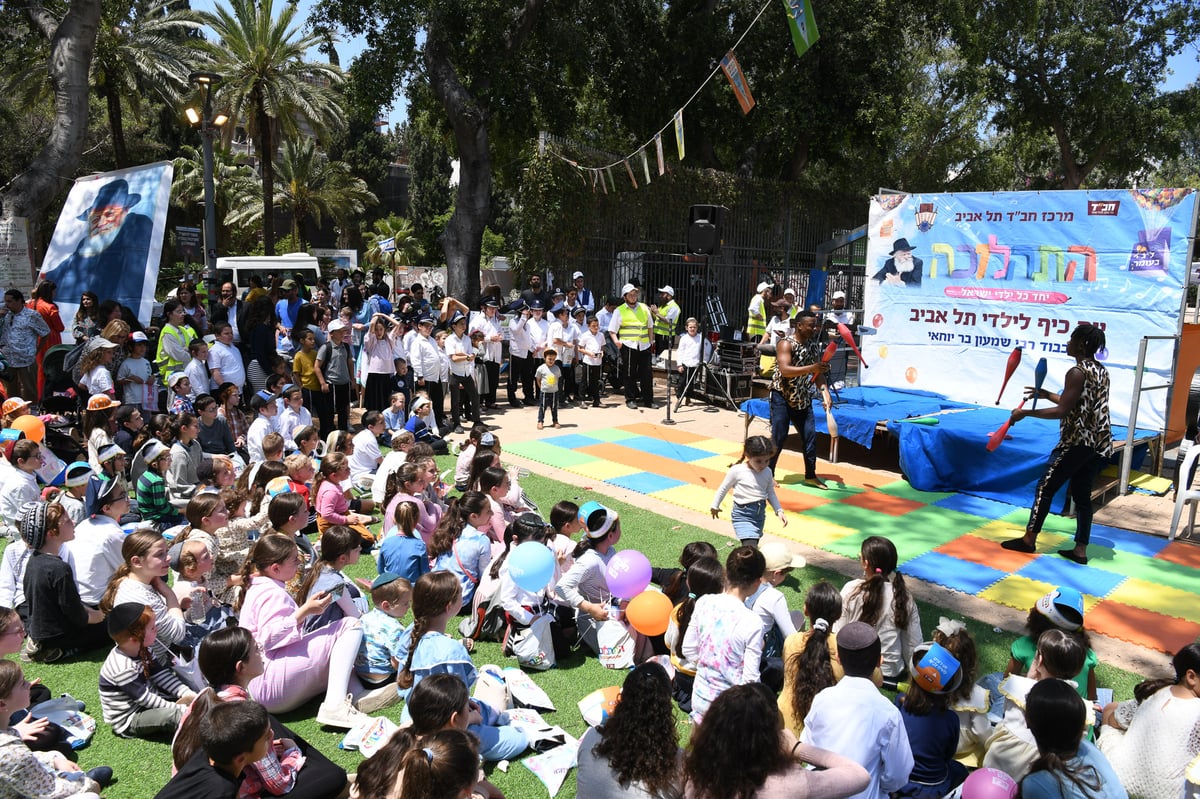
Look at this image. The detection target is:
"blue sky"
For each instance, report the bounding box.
[190,0,1199,134]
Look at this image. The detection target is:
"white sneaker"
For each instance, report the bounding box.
[355,683,401,713]
[317,694,373,729]
[833,381,846,390]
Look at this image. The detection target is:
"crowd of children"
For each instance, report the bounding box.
[0,307,1196,799]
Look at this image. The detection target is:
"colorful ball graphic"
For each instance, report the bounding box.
[872,314,883,328]
[905,366,918,384]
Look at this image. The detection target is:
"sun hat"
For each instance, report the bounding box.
[142,440,169,465]
[578,501,619,539]
[63,461,94,488]
[2,397,30,416]
[759,541,806,571]
[1035,586,1085,631]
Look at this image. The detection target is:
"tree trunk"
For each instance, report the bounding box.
[257,106,276,255]
[0,0,103,222]
[106,87,129,169]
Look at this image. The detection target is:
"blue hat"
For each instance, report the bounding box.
[482,296,500,307]
[449,311,467,325]
[418,314,437,326]
[1036,586,1085,631]
[529,299,544,310]
[78,179,140,221]
[550,302,567,315]
[372,572,403,590]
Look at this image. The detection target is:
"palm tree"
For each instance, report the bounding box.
[92,0,204,167]
[200,0,344,254]
[224,137,377,250]
[366,215,424,271]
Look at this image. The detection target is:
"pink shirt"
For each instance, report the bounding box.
[316,479,352,525]
[383,492,443,545]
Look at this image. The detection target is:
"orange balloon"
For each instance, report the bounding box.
[624,590,674,636]
[10,414,45,444]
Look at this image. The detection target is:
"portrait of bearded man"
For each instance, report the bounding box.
[872,238,923,287]
[41,178,155,307]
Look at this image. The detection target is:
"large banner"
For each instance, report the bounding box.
[863,189,1198,428]
[38,162,173,342]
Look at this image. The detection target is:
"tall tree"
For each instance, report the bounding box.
[200,0,343,254]
[402,110,455,262]
[225,137,376,250]
[0,0,103,225]
[951,0,1200,188]
[91,0,203,168]
[314,0,549,306]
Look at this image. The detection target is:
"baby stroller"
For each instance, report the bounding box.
[40,344,82,421]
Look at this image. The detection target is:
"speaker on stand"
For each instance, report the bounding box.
[675,205,738,413]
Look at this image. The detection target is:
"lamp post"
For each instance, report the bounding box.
[186,71,226,318]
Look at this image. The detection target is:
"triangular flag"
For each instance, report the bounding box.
[781,0,820,58]
[673,111,685,160]
[720,50,756,114]
[591,169,598,193]
[606,166,615,192]
[624,159,638,189]
[655,133,665,175]
[641,149,651,185]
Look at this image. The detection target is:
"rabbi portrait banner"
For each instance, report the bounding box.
[861,189,1197,428]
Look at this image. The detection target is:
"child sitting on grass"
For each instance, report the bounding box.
[102,530,189,661]
[355,573,413,688]
[136,440,183,530]
[99,603,197,740]
[296,525,368,633]
[0,661,112,797]
[1005,587,1097,701]
[154,700,272,799]
[377,501,431,585]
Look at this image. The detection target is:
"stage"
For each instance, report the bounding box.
[740,387,1160,508]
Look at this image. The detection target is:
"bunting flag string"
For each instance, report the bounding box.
[540,0,812,191]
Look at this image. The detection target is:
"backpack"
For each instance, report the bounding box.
[64,340,88,384]
[457,571,507,642]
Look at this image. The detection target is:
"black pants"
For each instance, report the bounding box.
[419,379,446,432]
[508,354,531,403]
[482,361,500,407]
[329,381,352,431]
[581,363,602,405]
[621,345,654,405]
[1027,444,1103,546]
[311,388,334,434]
[677,365,699,401]
[560,360,577,401]
[518,356,539,402]
[449,373,482,428]
[604,340,623,391]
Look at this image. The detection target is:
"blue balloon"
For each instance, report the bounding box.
[509,541,556,593]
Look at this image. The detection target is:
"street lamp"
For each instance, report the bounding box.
[186,71,228,318]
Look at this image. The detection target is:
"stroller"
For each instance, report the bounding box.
[40,344,82,421]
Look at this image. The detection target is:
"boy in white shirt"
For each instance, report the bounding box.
[182,339,212,401]
[577,314,605,408]
[349,411,386,488]
[245,390,276,463]
[276,386,312,452]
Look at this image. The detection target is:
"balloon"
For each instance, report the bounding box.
[625,590,673,636]
[10,414,44,444]
[605,550,652,599]
[577,685,622,727]
[961,768,1018,799]
[508,541,555,593]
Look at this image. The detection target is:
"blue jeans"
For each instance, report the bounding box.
[471,702,529,762]
[769,390,817,477]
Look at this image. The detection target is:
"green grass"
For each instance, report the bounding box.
[12,465,1147,798]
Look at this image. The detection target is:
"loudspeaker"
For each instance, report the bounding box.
[687,204,727,255]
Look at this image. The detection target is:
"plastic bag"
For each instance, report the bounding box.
[508,614,556,671]
[29,695,95,749]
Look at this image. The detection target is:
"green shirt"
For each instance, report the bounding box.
[1011,634,1097,700]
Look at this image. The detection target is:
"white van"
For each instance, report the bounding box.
[215,254,323,297]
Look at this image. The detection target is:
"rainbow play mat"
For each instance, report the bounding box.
[506,422,1200,654]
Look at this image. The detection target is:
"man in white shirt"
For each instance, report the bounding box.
[572,271,595,312]
[802,622,914,799]
[408,315,446,432]
[825,290,856,389]
[207,323,245,391]
[349,411,386,487]
[61,480,128,606]
[444,311,481,433]
[469,297,504,409]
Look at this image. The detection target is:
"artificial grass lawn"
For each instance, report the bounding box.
[13,466,1147,798]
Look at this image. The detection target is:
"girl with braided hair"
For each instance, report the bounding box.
[1002,322,1112,565]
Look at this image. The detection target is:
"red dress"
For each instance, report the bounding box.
[27,298,63,398]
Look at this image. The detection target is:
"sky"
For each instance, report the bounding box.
[189,0,1200,135]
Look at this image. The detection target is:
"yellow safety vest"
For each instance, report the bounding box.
[653,300,679,336]
[156,323,197,374]
[616,303,651,345]
[747,296,767,337]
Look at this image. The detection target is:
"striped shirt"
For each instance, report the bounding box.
[99,647,186,735]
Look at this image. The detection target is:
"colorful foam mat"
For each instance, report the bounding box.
[506,423,1200,654]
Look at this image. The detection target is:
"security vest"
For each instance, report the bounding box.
[156,323,197,374]
[653,300,679,337]
[616,303,651,346]
[747,295,767,337]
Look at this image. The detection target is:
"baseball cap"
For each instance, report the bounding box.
[281,279,298,290]
[833,290,847,299]
[620,283,637,296]
[328,319,347,332]
[1035,587,1085,631]
[95,339,119,349]
[756,281,773,293]
[657,285,674,296]
[759,541,806,571]
[783,287,796,296]
[572,271,585,280]
[129,331,149,343]
[165,372,188,389]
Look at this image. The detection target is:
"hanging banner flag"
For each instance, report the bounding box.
[720,50,756,114]
[781,0,820,58]
[641,149,651,185]
[39,161,174,338]
[624,159,638,189]
[655,133,665,175]
[591,170,598,193]
[600,169,608,195]
[673,111,685,160]
[606,166,616,193]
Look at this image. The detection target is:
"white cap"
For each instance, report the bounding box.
[572,271,585,280]
[328,319,347,332]
[621,283,637,295]
[783,287,796,296]
[756,281,773,293]
[833,290,846,299]
[657,285,674,296]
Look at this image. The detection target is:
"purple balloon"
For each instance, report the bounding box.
[605,550,652,599]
